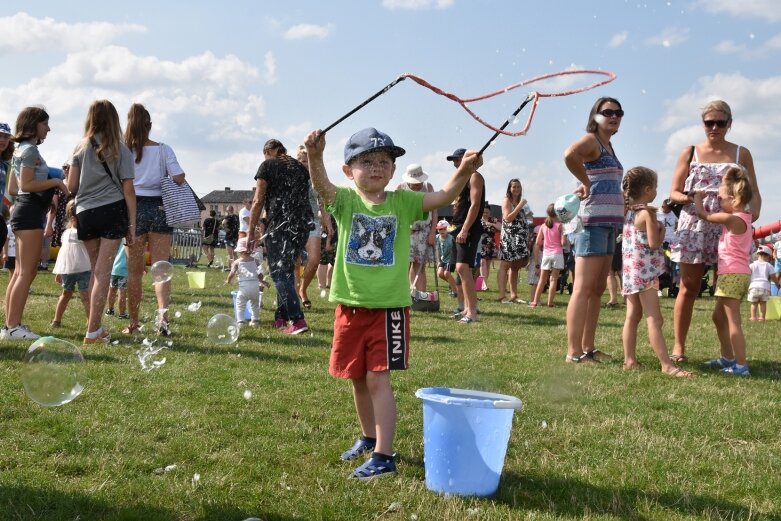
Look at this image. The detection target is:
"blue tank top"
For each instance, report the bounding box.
[580,138,624,228]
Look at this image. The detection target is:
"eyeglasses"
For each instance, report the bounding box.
[598,109,624,118]
[703,119,729,129]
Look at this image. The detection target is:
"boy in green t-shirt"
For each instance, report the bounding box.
[304,127,481,479]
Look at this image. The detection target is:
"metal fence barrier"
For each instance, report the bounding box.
[171,228,202,267]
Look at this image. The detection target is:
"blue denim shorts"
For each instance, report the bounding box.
[136,197,173,236]
[110,275,127,289]
[572,226,617,257]
[61,271,91,292]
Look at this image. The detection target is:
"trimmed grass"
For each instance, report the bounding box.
[1,265,780,520]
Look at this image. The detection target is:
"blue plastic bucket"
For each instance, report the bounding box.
[415,387,522,496]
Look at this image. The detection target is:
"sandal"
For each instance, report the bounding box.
[565,353,597,364]
[122,323,142,335]
[350,455,397,480]
[458,315,476,324]
[340,437,376,461]
[604,302,619,309]
[666,367,694,378]
[586,349,612,362]
[301,300,312,309]
[669,354,688,364]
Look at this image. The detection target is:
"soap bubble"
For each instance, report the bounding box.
[207,314,239,344]
[150,261,174,285]
[554,193,580,224]
[22,337,86,407]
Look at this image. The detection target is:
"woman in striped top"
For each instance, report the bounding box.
[562,97,625,363]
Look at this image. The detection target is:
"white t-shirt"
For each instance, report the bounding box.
[239,206,251,233]
[749,260,774,291]
[233,258,260,291]
[132,144,185,197]
[657,209,677,244]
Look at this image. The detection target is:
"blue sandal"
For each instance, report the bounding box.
[350,455,397,480]
[340,437,376,461]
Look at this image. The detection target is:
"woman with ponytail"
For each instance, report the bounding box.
[123,103,187,336]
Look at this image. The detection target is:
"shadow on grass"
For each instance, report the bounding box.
[0,484,307,521]
[392,460,777,520]
[494,470,781,521]
[0,345,121,364]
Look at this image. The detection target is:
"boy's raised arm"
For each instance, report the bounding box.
[422,150,482,212]
[304,130,338,205]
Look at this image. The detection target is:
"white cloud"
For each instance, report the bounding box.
[382,0,454,10]
[264,51,277,84]
[608,31,628,48]
[0,12,145,54]
[694,0,781,22]
[284,23,334,40]
[645,27,689,48]
[714,40,745,54]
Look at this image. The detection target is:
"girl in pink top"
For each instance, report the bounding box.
[531,204,567,308]
[695,166,754,376]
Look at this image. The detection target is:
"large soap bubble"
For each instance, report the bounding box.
[150,260,174,285]
[207,314,240,344]
[22,337,86,407]
[554,193,581,224]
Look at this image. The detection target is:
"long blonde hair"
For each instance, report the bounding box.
[79,100,123,162]
[125,103,152,163]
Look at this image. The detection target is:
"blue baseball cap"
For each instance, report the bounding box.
[446,148,466,161]
[0,122,11,135]
[344,127,405,164]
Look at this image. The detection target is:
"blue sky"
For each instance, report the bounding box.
[2,0,780,228]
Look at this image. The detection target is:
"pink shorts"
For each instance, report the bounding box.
[329,305,410,379]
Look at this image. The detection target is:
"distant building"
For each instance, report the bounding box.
[200,187,254,222]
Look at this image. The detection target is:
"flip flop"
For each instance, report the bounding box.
[302,300,312,309]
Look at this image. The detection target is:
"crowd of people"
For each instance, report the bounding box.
[1,96,778,479]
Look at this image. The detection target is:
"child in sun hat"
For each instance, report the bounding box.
[747,244,774,321]
[226,237,262,327]
[435,219,458,296]
[304,127,482,480]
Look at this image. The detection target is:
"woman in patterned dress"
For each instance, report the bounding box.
[497,179,530,302]
[668,100,761,363]
[396,164,437,292]
[478,206,500,290]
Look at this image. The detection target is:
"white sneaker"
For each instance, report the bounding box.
[1,325,40,340]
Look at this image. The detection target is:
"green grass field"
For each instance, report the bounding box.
[1,265,780,521]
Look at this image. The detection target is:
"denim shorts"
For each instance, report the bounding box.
[61,271,91,292]
[136,197,172,236]
[572,226,617,257]
[110,275,127,289]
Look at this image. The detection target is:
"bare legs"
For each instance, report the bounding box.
[351,371,396,455]
[566,255,611,359]
[82,238,120,334]
[672,262,705,359]
[4,229,43,328]
[127,232,172,329]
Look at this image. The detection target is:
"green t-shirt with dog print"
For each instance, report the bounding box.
[327,187,426,308]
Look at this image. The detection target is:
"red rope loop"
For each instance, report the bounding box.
[402,69,616,137]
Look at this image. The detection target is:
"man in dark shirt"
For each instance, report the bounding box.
[222,205,240,268]
[248,138,313,335]
[447,148,485,324]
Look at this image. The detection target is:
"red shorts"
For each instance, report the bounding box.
[329,305,410,379]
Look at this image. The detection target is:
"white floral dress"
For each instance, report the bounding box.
[671,147,742,265]
[622,204,666,295]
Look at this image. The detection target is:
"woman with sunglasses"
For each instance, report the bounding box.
[562,97,625,363]
[668,100,761,363]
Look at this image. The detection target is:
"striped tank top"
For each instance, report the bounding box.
[579,138,624,228]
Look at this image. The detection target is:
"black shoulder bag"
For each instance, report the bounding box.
[668,146,695,218]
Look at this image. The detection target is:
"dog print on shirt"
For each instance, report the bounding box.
[345,214,397,266]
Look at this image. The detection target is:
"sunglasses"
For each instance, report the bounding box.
[598,109,624,118]
[703,119,729,129]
